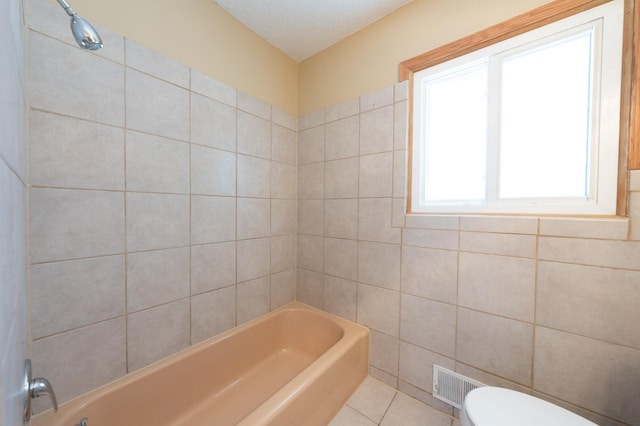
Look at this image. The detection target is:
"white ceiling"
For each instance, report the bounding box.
[213,0,414,62]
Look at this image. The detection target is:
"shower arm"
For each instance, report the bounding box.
[56,0,76,17]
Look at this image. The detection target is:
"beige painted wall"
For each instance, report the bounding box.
[298,0,553,115]
[59,0,299,115]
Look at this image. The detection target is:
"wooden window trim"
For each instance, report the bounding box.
[400,0,638,217]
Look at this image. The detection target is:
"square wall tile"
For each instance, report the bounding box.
[238,155,270,198]
[457,308,533,386]
[271,162,296,199]
[399,341,455,392]
[126,192,189,252]
[400,294,456,357]
[271,199,296,236]
[325,199,358,239]
[126,68,189,141]
[297,269,324,309]
[458,252,535,322]
[298,126,324,164]
[191,241,236,295]
[459,231,536,258]
[460,216,538,234]
[325,158,358,199]
[31,255,125,339]
[30,188,124,263]
[326,98,359,123]
[358,241,400,290]
[360,105,393,155]
[125,39,189,88]
[297,234,323,273]
[190,195,235,244]
[127,299,190,371]
[324,237,357,281]
[361,86,394,112]
[539,237,640,270]
[394,101,408,151]
[357,283,399,337]
[297,199,324,236]
[126,130,189,194]
[191,93,236,152]
[237,91,271,119]
[298,162,325,199]
[191,286,236,344]
[402,228,458,250]
[272,124,297,165]
[271,269,296,309]
[237,110,270,159]
[401,245,457,304]
[237,198,270,240]
[299,109,325,131]
[272,107,297,131]
[237,276,270,324]
[191,69,236,106]
[360,152,393,197]
[325,115,359,160]
[323,276,357,321]
[237,238,270,282]
[271,234,295,273]
[191,145,236,196]
[126,247,190,313]
[359,198,401,244]
[30,110,124,190]
[370,330,399,376]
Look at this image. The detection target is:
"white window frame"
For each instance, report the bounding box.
[411,0,624,215]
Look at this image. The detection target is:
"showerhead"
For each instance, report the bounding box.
[56,0,103,51]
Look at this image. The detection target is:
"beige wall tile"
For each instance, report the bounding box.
[460,216,538,234]
[325,199,358,239]
[358,241,400,290]
[405,215,459,230]
[125,39,189,87]
[191,242,236,295]
[402,228,458,250]
[31,255,125,339]
[191,286,236,344]
[325,158,358,199]
[397,381,454,415]
[358,283,400,337]
[459,252,535,322]
[326,116,359,160]
[297,234,324,273]
[401,246,457,304]
[237,238,270,283]
[629,169,640,191]
[272,107,297,131]
[457,309,533,385]
[395,81,409,102]
[459,231,536,258]
[237,110,270,159]
[539,237,640,270]
[537,261,640,348]
[271,199,296,236]
[400,294,456,357]
[271,269,296,309]
[191,93,236,151]
[298,125,324,164]
[297,268,324,309]
[237,276,270,324]
[628,192,640,240]
[190,195,235,244]
[455,364,528,393]
[237,91,271,120]
[399,341,455,392]
[392,198,406,228]
[271,162,296,199]
[127,192,189,251]
[371,367,399,389]
[126,69,189,141]
[126,247,190,313]
[394,100,408,151]
[324,237,357,281]
[326,98,359,123]
[370,330,399,376]
[191,145,236,196]
[272,124,297,165]
[190,69,236,106]
[360,105,394,155]
[28,32,124,127]
[237,198,270,240]
[539,217,628,240]
[298,162,325,199]
[298,110,325,131]
[361,86,394,112]
[297,199,324,235]
[126,131,189,194]
[323,275,357,321]
[30,111,124,190]
[393,150,407,198]
[30,188,124,263]
[359,198,401,244]
[360,152,393,197]
[237,155,270,198]
[534,327,640,425]
[31,318,126,408]
[127,299,190,371]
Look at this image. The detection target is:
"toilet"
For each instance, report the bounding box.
[461,387,597,426]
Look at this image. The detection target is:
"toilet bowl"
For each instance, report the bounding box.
[461,387,596,426]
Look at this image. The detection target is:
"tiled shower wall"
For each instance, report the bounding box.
[297,85,640,426]
[27,0,296,409]
[1,0,27,424]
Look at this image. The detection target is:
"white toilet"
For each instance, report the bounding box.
[461,387,597,426]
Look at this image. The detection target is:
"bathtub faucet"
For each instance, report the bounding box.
[22,359,58,424]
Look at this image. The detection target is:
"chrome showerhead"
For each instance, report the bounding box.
[56,0,103,51]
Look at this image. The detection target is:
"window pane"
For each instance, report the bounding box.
[499,31,593,199]
[423,64,487,202]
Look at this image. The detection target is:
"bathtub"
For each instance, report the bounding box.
[32,302,369,426]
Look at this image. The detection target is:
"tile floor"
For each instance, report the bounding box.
[330,376,461,426]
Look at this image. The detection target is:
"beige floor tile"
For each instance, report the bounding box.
[329,406,377,426]
[380,392,453,426]
[346,376,397,423]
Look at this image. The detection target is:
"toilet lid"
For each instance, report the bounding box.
[463,387,597,426]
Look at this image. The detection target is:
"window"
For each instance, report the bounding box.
[410,0,624,215]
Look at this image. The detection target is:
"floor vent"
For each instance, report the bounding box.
[432,365,485,409]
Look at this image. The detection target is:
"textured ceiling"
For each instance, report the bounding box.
[213,0,414,62]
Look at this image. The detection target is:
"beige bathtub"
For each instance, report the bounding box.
[32,302,369,426]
